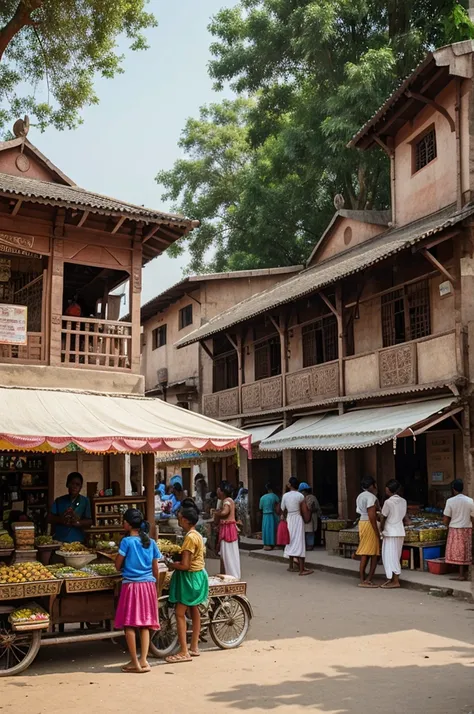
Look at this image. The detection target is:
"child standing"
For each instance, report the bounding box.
[115,508,161,673]
[165,505,209,663]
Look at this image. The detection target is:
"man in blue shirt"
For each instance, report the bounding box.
[49,472,92,543]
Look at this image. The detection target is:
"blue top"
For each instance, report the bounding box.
[51,494,91,543]
[118,536,161,583]
[259,492,280,515]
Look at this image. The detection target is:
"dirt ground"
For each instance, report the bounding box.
[3,555,474,714]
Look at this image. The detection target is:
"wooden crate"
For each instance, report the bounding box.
[63,575,121,594]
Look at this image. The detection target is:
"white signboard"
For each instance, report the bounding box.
[0,304,27,345]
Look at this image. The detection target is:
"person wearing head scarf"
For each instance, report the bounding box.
[281,477,313,576]
[298,483,321,551]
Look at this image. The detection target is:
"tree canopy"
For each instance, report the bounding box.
[0,0,156,135]
[158,0,474,273]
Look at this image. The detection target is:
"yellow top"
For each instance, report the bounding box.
[182,529,205,572]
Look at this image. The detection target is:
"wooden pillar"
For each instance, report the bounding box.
[337,450,348,519]
[335,284,345,397]
[130,239,142,374]
[463,402,473,497]
[49,228,65,366]
[143,453,156,539]
[270,314,287,407]
[306,450,313,488]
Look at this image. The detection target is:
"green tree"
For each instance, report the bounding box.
[159,0,474,272]
[0,0,156,135]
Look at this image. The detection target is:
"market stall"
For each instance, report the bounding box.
[0,387,252,676]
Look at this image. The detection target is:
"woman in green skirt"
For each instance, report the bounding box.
[166,504,209,663]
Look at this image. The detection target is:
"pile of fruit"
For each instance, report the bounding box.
[0,562,55,584]
[157,539,181,555]
[85,563,119,577]
[35,536,58,546]
[96,540,118,553]
[58,542,90,553]
[10,606,49,623]
[46,565,89,578]
[0,534,13,549]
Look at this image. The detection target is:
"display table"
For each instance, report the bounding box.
[403,540,446,571]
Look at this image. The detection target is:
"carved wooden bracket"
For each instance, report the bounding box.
[420,247,457,285]
[405,90,455,132]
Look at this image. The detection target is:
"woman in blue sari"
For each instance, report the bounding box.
[259,484,280,550]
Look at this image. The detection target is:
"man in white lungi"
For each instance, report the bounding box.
[380,479,407,589]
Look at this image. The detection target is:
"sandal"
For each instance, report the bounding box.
[358,582,379,588]
[165,653,192,664]
[189,650,200,657]
[121,665,145,673]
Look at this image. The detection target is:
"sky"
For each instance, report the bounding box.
[32,1,234,308]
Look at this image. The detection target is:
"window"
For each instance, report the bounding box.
[302,316,338,368]
[213,351,238,392]
[381,279,431,347]
[152,324,167,349]
[254,337,281,381]
[413,126,437,173]
[179,304,193,330]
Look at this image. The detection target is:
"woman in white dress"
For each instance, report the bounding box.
[281,477,313,576]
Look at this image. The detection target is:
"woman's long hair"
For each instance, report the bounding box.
[123,508,151,549]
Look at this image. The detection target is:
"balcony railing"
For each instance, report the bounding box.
[203,331,460,418]
[0,332,44,364]
[61,317,132,371]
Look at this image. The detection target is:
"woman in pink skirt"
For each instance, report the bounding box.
[115,508,161,673]
[444,479,474,581]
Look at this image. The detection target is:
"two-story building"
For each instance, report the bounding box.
[0,121,249,537]
[176,41,474,526]
[138,267,301,488]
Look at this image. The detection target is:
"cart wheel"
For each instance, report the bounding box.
[0,625,41,676]
[209,596,250,650]
[149,602,178,658]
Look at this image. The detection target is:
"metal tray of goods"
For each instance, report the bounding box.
[0,579,62,601]
[63,575,121,593]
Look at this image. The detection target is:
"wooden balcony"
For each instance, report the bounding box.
[203,331,460,419]
[61,317,132,371]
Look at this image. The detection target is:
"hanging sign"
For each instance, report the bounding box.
[0,304,27,345]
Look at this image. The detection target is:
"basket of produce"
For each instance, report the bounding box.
[83,563,120,577]
[404,528,420,543]
[57,542,97,568]
[9,603,50,631]
[0,534,14,557]
[419,527,447,543]
[157,538,181,556]
[35,536,61,565]
[96,540,119,554]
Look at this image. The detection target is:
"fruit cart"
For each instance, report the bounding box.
[0,558,253,676]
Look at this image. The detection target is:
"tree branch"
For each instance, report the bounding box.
[0,0,43,61]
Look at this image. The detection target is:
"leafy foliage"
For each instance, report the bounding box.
[0,0,156,135]
[159,0,474,272]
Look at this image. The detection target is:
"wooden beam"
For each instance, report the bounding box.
[199,340,213,360]
[77,210,90,228]
[225,333,238,352]
[318,291,340,318]
[412,406,464,435]
[157,225,180,242]
[420,247,457,285]
[268,315,282,335]
[143,453,156,539]
[413,229,459,252]
[373,136,394,158]
[405,90,455,132]
[143,225,160,243]
[11,198,23,216]
[111,215,126,234]
[380,67,446,136]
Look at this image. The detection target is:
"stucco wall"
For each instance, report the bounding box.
[394,81,458,226]
[345,353,379,395]
[313,218,386,264]
[417,332,457,383]
[0,147,58,183]
[0,363,144,394]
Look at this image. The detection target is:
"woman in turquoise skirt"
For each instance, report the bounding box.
[166,504,208,663]
[259,483,280,550]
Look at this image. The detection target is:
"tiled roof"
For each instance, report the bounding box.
[176,203,474,347]
[134,266,303,324]
[0,172,192,227]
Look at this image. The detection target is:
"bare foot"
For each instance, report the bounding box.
[189,649,200,657]
[139,660,151,672]
[299,569,313,577]
[380,582,401,589]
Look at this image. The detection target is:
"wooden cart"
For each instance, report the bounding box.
[0,573,253,676]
